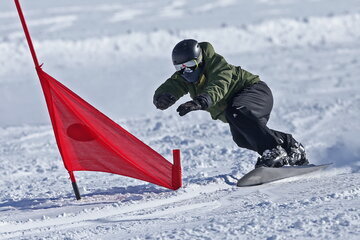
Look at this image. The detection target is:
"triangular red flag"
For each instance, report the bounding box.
[38,69,181,190]
[14,0,182,194]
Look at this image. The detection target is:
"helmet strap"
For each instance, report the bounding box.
[194,59,199,69]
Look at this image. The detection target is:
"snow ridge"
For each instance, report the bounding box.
[1,13,359,77]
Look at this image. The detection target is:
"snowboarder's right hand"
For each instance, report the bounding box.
[176,100,202,116]
[153,93,177,110]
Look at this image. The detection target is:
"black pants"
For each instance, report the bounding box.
[225,81,297,155]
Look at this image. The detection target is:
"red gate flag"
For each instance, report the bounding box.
[14,0,182,192]
[38,69,182,190]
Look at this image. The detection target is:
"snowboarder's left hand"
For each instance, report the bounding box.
[177,100,202,116]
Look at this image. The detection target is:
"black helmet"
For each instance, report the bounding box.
[172,39,202,65]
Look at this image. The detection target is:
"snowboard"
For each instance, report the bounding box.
[237,163,332,187]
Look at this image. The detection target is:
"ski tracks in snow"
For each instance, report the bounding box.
[0,170,359,239]
[0,181,231,239]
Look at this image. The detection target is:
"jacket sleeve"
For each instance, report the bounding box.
[201,52,233,107]
[153,72,189,101]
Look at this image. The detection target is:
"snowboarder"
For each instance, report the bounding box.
[153,39,309,168]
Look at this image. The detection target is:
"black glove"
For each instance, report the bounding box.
[153,93,177,110]
[176,100,202,116]
[176,95,211,116]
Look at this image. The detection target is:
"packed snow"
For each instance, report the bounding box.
[0,0,359,239]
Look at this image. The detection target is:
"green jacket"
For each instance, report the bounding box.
[154,42,260,122]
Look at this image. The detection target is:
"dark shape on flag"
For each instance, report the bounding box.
[67,123,97,142]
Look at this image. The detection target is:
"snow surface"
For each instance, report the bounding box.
[0,0,360,239]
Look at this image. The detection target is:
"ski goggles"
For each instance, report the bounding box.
[174,59,199,73]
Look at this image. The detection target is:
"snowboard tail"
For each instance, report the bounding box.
[237,164,332,187]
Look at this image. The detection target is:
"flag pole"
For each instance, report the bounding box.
[15,0,82,200]
[69,171,81,200]
[14,0,41,69]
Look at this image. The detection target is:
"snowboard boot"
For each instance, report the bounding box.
[255,146,290,168]
[288,142,309,166]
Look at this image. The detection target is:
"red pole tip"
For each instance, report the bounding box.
[172,149,182,190]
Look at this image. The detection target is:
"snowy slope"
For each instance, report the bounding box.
[0,0,360,239]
